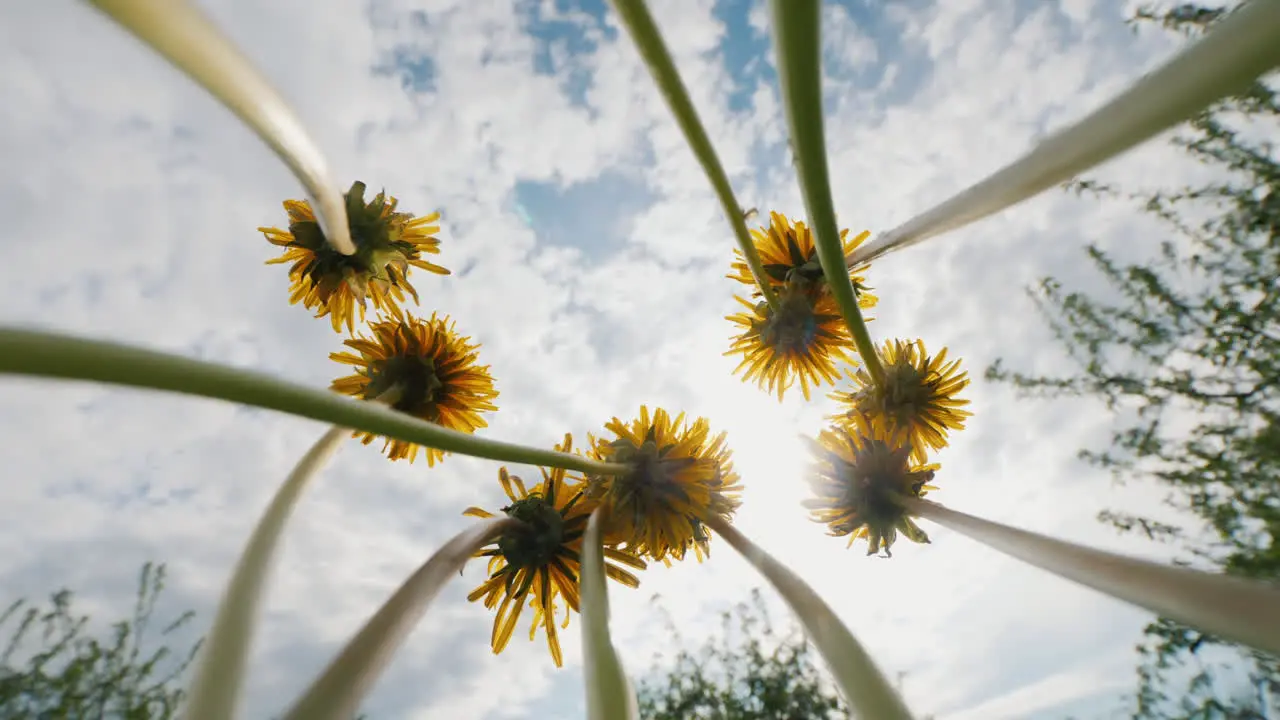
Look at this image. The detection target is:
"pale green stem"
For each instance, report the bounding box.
[581,508,640,720]
[186,425,347,720]
[903,497,1280,656]
[84,0,355,255]
[768,0,884,385]
[0,327,628,476]
[609,0,781,312]
[282,518,515,720]
[844,0,1280,267]
[705,515,914,720]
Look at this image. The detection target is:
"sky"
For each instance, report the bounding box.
[0,0,1251,718]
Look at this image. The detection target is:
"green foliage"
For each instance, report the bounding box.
[987,2,1279,717]
[0,563,201,719]
[635,589,851,720]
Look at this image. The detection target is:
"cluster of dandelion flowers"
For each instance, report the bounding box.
[728,210,877,307]
[586,406,742,564]
[260,180,449,333]
[726,286,860,401]
[804,421,938,557]
[463,436,645,667]
[329,313,497,465]
[830,338,972,463]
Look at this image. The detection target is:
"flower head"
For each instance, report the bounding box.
[728,210,876,307]
[330,313,497,465]
[586,406,742,564]
[726,285,860,401]
[830,338,972,463]
[464,435,645,667]
[260,181,449,333]
[804,420,938,557]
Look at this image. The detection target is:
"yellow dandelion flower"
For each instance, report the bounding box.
[725,285,859,401]
[463,435,646,667]
[804,420,938,557]
[728,210,876,307]
[586,406,742,564]
[260,181,449,333]
[329,313,497,465]
[830,338,972,463]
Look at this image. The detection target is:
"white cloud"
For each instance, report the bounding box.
[0,0,1239,718]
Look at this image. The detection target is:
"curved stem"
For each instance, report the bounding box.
[706,515,914,719]
[842,0,1280,267]
[768,0,884,385]
[282,518,515,720]
[903,497,1280,656]
[0,327,628,476]
[609,0,780,311]
[84,0,355,255]
[186,425,348,720]
[581,508,640,720]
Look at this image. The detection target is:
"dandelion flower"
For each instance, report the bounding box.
[726,286,859,401]
[830,338,972,463]
[260,181,449,333]
[586,406,742,564]
[804,420,938,557]
[330,313,497,465]
[728,210,876,307]
[463,435,645,667]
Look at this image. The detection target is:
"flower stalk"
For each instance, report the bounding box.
[581,507,640,720]
[185,425,348,720]
[841,0,1280,267]
[86,0,355,255]
[0,327,628,477]
[902,496,1280,656]
[282,518,515,720]
[609,0,780,312]
[706,515,914,719]
[768,0,885,385]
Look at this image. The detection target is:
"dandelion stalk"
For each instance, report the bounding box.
[84,0,355,255]
[768,0,885,385]
[609,0,780,312]
[843,0,1280,266]
[0,327,628,476]
[581,508,640,720]
[706,514,914,719]
[186,425,347,720]
[282,518,515,720]
[902,497,1280,656]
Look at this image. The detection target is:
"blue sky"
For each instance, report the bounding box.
[0,0,1246,718]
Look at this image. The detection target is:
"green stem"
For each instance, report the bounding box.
[610,0,780,312]
[901,497,1280,656]
[706,515,914,719]
[846,0,1280,266]
[283,517,516,720]
[582,507,640,719]
[186,425,347,720]
[86,0,355,256]
[0,327,628,477]
[768,0,885,386]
